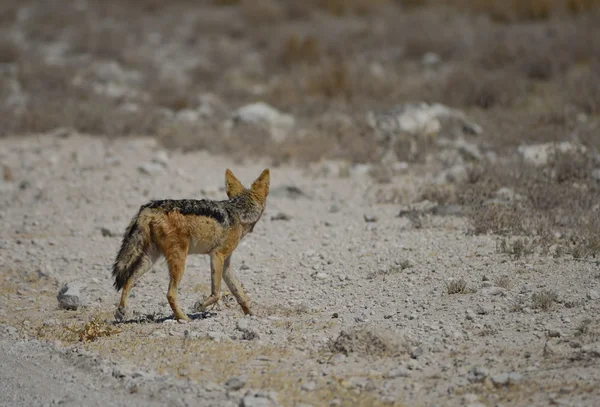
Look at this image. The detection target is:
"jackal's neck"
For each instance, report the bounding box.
[226,193,264,225]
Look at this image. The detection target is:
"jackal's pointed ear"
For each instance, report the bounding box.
[251,168,270,201]
[225,168,245,199]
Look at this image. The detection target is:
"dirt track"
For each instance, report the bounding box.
[1,133,599,407]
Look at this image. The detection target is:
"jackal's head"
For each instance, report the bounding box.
[225,168,270,233]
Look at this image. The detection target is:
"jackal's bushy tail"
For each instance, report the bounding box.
[112,209,151,291]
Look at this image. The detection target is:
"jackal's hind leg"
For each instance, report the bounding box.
[165,242,189,322]
[197,252,224,312]
[115,248,159,321]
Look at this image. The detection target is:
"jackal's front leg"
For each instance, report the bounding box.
[222,255,253,315]
[198,252,224,311]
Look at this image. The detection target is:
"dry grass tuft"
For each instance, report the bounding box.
[280,34,321,66]
[494,275,512,290]
[71,317,121,342]
[446,278,472,294]
[531,290,558,311]
[497,237,536,260]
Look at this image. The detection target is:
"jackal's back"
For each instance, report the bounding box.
[142,199,232,225]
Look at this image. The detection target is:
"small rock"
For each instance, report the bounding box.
[225,375,247,391]
[436,164,470,184]
[207,331,225,342]
[475,304,492,315]
[350,164,372,177]
[138,162,165,176]
[230,102,295,143]
[301,381,316,392]
[237,318,260,340]
[406,359,420,370]
[151,151,169,167]
[57,282,82,310]
[363,214,378,223]
[410,347,424,359]
[495,187,522,203]
[240,390,280,407]
[270,185,310,200]
[467,366,488,383]
[547,329,561,338]
[465,309,476,321]
[518,142,586,167]
[587,290,599,300]
[314,272,329,280]
[270,212,291,221]
[481,287,506,296]
[385,367,411,379]
[422,52,441,67]
[100,227,117,237]
[491,372,523,387]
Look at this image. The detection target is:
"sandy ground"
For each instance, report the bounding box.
[1,133,600,407]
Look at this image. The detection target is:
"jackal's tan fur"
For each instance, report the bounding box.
[111,168,270,321]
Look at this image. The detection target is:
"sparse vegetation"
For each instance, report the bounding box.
[497,238,536,260]
[494,275,512,290]
[446,278,471,294]
[71,316,120,342]
[531,290,559,311]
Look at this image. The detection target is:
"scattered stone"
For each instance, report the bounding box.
[366,102,482,140]
[151,150,169,167]
[481,287,506,296]
[422,52,441,67]
[270,212,291,221]
[436,164,470,184]
[57,282,82,310]
[490,372,523,387]
[350,164,372,177]
[229,102,295,142]
[138,162,165,176]
[175,109,201,123]
[465,309,476,321]
[517,142,587,167]
[314,272,329,280]
[363,214,378,223]
[475,304,492,315]
[579,343,600,358]
[547,329,561,338]
[330,326,411,357]
[237,318,260,340]
[270,185,310,200]
[406,359,420,370]
[240,390,281,407]
[410,346,424,359]
[495,187,523,203]
[207,331,225,342]
[385,367,411,379]
[100,227,118,237]
[301,381,316,392]
[225,375,247,391]
[467,366,488,383]
[587,290,599,300]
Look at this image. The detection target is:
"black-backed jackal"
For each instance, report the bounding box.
[111,168,270,322]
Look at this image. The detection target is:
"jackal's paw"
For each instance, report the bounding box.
[192,300,207,313]
[114,306,126,322]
